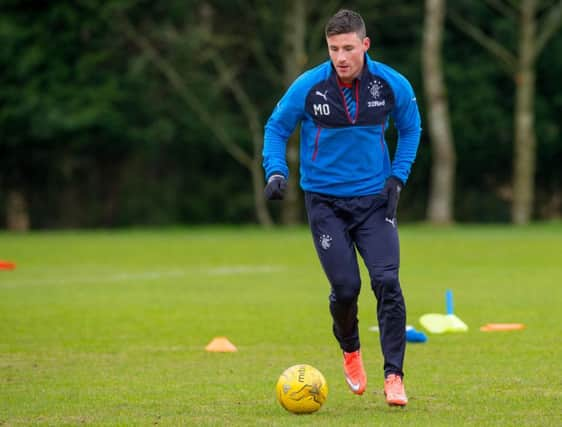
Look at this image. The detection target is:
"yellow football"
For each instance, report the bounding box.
[275,364,328,414]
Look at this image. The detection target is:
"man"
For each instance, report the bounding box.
[262,9,421,406]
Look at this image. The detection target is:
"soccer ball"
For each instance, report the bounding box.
[275,364,328,414]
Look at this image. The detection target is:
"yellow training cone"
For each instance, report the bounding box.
[419,290,469,334]
[205,336,237,352]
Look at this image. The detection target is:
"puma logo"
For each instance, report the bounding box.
[315,90,328,101]
[346,377,361,392]
[385,217,397,228]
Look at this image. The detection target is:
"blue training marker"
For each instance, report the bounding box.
[446,289,454,315]
[406,327,428,343]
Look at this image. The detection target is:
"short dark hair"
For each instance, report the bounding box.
[325,9,366,39]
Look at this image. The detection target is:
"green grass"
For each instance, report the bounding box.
[1,224,561,426]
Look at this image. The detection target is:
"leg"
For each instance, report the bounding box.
[352,199,406,378]
[305,192,362,352]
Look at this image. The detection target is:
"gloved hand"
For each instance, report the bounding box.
[382,176,403,221]
[264,174,287,200]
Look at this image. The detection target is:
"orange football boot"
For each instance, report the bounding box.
[343,350,367,395]
[384,373,408,406]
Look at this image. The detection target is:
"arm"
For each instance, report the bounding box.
[390,76,422,184]
[262,78,308,182]
[382,74,422,221]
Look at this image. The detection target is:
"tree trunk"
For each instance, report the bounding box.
[5,189,30,231]
[423,0,456,224]
[512,0,537,224]
[449,0,562,224]
[281,0,307,225]
[282,133,302,225]
[251,143,274,227]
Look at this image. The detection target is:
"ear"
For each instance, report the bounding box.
[363,37,371,52]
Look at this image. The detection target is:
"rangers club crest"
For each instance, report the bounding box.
[367,80,386,107]
[319,234,332,250]
[368,80,383,99]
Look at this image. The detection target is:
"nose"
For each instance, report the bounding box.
[336,51,347,63]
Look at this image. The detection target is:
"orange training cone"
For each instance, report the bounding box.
[480,323,525,332]
[205,336,238,352]
[0,260,16,270]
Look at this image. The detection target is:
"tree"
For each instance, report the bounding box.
[450,0,562,224]
[116,1,276,226]
[0,2,138,229]
[422,0,456,224]
[280,0,307,225]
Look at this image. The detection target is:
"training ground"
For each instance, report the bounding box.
[1,224,561,426]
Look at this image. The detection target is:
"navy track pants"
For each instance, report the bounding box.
[305,191,406,377]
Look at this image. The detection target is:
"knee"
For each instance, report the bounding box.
[329,275,360,304]
[372,270,401,298]
[382,270,399,290]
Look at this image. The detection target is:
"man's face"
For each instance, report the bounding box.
[326,32,370,84]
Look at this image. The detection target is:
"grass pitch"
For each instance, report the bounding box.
[1,224,561,426]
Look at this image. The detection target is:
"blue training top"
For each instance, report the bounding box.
[263,54,422,197]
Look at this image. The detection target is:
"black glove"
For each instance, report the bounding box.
[264,174,287,200]
[382,176,403,221]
